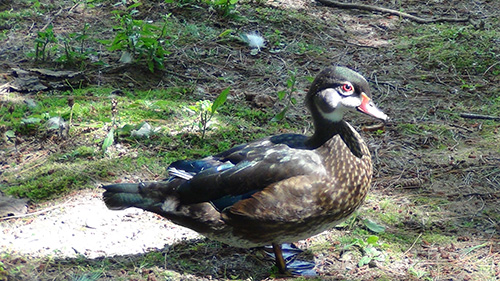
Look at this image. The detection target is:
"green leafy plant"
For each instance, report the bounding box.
[100,2,172,72]
[267,29,285,50]
[30,22,95,66]
[189,87,230,139]
[344,235,385,267]
[33,24,58,62]
[272,70,298,122]
[209,0,239,17]
[56,23,95,67]
[408,264,430,279]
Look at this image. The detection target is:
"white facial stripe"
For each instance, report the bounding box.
[316,89,362,122]
[341,96,362,108]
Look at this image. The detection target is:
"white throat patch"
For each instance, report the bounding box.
[319,105,348,122]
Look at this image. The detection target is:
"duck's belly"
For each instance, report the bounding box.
[202,213,352,248]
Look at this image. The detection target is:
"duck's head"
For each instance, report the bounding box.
[306,67,388,125]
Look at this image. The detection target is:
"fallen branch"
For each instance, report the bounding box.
[460,113,500,121]
[316,0,470,24]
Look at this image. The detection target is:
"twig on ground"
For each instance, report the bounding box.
[316,0,470,24]
[403,233,423,256]
[362,123,385,132]
[460,113,500,121]
[462,191,500,198]
[483,61,500,76]
[448,123,477,134]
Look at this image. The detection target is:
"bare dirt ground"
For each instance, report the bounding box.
[1,190,200,259]
[1,0,499,280]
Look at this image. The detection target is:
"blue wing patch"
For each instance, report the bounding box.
[210,190,257,212]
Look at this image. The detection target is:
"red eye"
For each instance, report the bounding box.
[342,83,353,92]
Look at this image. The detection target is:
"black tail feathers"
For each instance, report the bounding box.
[102,183,143,210]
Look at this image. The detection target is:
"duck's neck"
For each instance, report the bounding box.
[305,120,364,158]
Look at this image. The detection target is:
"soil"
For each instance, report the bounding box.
[1,0,499,280]
[1,190,200,259]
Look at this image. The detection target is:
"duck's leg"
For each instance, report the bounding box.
[267,243,317,276]
[272,243,287,274]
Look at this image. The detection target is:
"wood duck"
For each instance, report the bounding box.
[103,66,388,274]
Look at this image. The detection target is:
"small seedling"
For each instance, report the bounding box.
[272,70,297,122]
[344,235,385,267]
[56,23,94,67]
[33,24,57,62]
[189,87,230,139]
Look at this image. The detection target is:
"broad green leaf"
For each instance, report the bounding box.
[102,128,114,154]
[211,87,230,112]
[71,103,81,113]
[365,246,381,256]
[271,107,287,122]
[128,2,141,10]
[96,39,112,45]
[277,90,286,101]
[366,235,379,245]
[358,256,371,267]
[5,130,15,139]
[363,219,385,233]
[218,29,233,38]
[117,124,135,136]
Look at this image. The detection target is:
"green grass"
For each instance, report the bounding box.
[420,233,457,245]
[0,85,285,201]
[397,22,500,76]
[2,155,164,201]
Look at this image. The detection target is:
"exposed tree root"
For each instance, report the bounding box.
[316,0,470,23]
